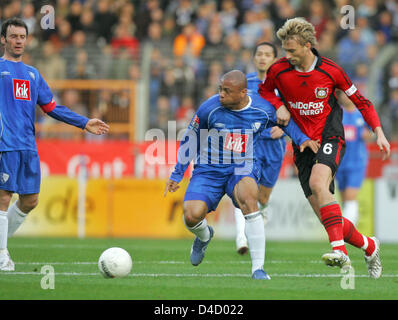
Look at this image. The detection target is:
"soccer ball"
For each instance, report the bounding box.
[98,247,132,278]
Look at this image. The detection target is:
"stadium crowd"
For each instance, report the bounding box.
[1,0,398,139]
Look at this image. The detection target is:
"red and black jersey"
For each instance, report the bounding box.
[258,48,381,142]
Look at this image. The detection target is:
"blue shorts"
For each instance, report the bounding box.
[256,138,286,188]
[0,150,41,194]
[335,165,366,191]
[184,166,259,212]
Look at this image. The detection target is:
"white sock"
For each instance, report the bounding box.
[234,207,246,240]
[244,211,265,274]
[7,201,27,238]
[343,200,359,226]
[183,216,210,242]
[0,210,8,251]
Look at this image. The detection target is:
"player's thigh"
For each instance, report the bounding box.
[309,163,334,193]
[231,176,259,214]
[184,171,227,213]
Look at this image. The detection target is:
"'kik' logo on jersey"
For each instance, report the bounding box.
[13,79,31,101]
[224,133,249,153]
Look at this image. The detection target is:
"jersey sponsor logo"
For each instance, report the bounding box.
[314,87,328,99]
[13,79,31,101]
[224,133,249,153]
[288,101,325,115]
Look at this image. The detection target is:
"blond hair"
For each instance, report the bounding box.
[276,17,317,47]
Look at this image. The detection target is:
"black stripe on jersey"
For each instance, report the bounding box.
[275,66,294,79]
[322,59,352,87]
[354,91,372,110]
[316,66,335,84]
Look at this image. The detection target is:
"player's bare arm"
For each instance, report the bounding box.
[374,127,391,160]
[85,118,110,135]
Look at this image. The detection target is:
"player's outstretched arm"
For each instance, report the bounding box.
[374,127,391,160]
[164,179,180,197]
[85,118,110,135]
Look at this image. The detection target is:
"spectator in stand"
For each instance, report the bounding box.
[61,30,88,78]
[175,95,195,132]
[110,23,140,59]
[337,29,368,78]
[80,8,98,45]
[70,49,97,79]
[195,1,215,35]
[219,0,239,34]
[94,0,118,43]
[173,22,206,58]
[50,18,73,51]
[201,19,226,62]
[21,2,36,35]
[66,0,83,33]
[377,10,394,43]
[238,10,264,49]
[306,0,330,41]
[168,0,196,31]
[36,41,66,80]
[134,0,162,40]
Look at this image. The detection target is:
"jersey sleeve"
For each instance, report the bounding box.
[36,71,89,129]
[169,103,210,183]
[258,65,284,110]
[334,65,381,131]
[36,71,56,113]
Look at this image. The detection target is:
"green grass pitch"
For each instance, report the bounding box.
[1,237,398,300]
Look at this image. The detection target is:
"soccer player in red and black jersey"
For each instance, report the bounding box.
[259,18,390,278]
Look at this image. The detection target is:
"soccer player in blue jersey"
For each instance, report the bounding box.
[234,42,287,254]
[336,93,372,226]
[0,18,109,271]
[164,70,319,279]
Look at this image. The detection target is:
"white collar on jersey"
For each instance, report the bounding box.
[295,56,318,73]
[230,96,252,112]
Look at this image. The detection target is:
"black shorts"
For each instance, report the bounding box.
[293,136,346,198]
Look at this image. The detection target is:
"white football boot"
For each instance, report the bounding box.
[364,237,382,279]
[0,249,15,271]
[321,250,351,269]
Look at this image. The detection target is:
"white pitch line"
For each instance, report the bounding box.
[13,260,323,266]
[2,271,398,278]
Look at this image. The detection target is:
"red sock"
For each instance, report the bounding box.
[342,217,375,256]
[320,203,347,254]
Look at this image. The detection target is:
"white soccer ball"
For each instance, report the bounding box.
[98,247,132,278]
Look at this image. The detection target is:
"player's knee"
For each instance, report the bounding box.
[19,197,39,213]
[183,204,206,227]
[0,191,13,211]
[238,197,258,214]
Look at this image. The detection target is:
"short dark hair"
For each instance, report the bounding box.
[253,42,278,58]
[1,17,29,39]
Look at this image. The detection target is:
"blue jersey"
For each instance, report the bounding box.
[339,108,369,169]
[170,94,309,183]
[246,72,284,141]
[0,58,88,152]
